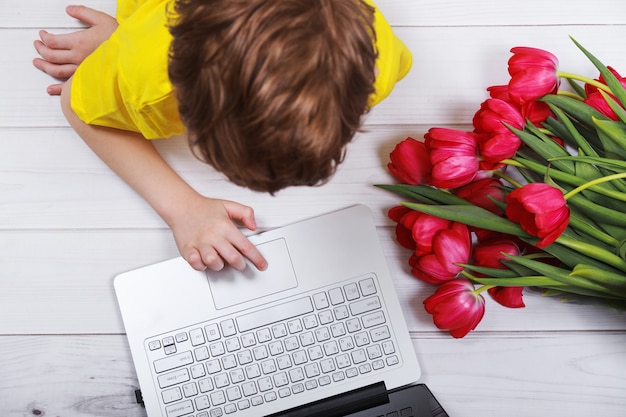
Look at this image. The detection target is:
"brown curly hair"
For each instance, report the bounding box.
[168,0,377,194]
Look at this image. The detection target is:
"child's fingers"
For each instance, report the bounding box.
[32,57,77,80]
[65,5,113,27]
[35,37,83,65]
[184,248,209,272]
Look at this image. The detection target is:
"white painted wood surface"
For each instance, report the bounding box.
[1,1,625,416]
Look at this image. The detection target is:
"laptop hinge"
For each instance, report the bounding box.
[268,381,389,417]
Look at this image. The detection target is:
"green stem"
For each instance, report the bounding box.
[563,172,626,200]
[555,235,626,272]
[557,71,613,94]
[557,90,584,101]
[493,170,523,188]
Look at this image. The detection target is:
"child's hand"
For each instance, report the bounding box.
[168,196,268,273]
[33,5,118,95]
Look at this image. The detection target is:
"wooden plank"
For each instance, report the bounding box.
[6,25,626,128]
[0,126,414,230]
[3,0,625,28]
[1,228,625,335]
[1,333,624,416]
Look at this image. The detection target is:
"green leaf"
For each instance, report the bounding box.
[567,193,626,227]
[513,156,626,202]
[541,94,608,129]
[571,264,626,293]
[505,254,625,298]
[471,276,567,287]
[570,36,626,108]
[593,117,626,159]
[375,184,470,206]
[598,90,626,125]
[566,78,587,98]
[400,203,529,237]
[506,122,575,173]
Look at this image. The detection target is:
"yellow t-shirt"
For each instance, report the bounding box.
[71,0,412,139]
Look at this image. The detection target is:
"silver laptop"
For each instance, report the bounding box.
[115,204,422,417]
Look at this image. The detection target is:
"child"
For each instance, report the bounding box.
[33,0,412,273]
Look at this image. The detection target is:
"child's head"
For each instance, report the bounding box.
[168,0,377,194]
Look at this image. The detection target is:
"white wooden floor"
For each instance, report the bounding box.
[2,1,626,416]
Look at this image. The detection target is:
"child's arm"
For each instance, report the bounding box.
[60,79,268,273]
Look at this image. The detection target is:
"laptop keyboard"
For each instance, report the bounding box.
[145,274,402,417]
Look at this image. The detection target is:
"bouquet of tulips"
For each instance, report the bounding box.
[378,37,626,338]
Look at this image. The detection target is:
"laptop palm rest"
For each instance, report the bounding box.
[207,238,298,310]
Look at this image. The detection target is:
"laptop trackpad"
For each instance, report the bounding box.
[207,238,298,309]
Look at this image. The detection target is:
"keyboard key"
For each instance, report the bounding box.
[242,381,258,397]
[220,319,237,337]
[210,342,226,357]
[359,278,377,296]
[162,387,182,404]
[158,368,190,389]
[165,400,194,417]
[182,382,198,398]
[344,283,360,301]
[370,325,391,342]
[256,328,272,343]
[211,390,226,406]
[268,341,284,356]
[148,340,161,351]
[303,315,318,329]
[349,296,381,315]
[194,346,210,361]
[287,319,303,334]
[225,338,241,352]
[195,395,210,410]
[312,292,329,309]
[318,310,334,325]
[362,311,386,329]
[237,297,314,333]
[271,323,288,338]
[206,359,221,374]
[175,332,188,343]
[226,386,242,401]
[328,287,344,305]
[189,328,205,346]
[199,377,214,393]
[163,336,175,347]
[214,373,230,388]
[205,324,221,341]
[241,333,256,347]
[230,368,246,384]
[190,363,206,379]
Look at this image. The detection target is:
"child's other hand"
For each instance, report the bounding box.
[169,197,268,273]
[33,5,118,95]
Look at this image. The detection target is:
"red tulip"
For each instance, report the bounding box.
[584,92,623,121]
[477,131,522,163]
[473,98,525,135]
[423,279,485,338]
[505,183,570,248]
[410,222,471,284]
[584,66,626,96]
[388,206,420,250]
[487,85,552,125]
[454,178,506,215]
[473,239,526,308]
[488,286,525,308]
[388,137,432,185]
[424,128,480,188]
[473,239,521,269]
[507,47,560,104]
